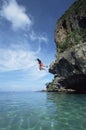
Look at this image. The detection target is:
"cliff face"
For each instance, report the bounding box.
[46,0,86,93]
[55,0,86,53]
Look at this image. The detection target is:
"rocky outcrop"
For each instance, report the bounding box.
[47,43,86,93]
[46,0,86,93]
[55,0,86,53]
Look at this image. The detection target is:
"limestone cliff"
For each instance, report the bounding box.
[46,0,86,93]
[55,0,86,53]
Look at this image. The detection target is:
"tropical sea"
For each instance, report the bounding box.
[0,92,86,130]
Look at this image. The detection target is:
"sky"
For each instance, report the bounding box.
[0,0,76,91]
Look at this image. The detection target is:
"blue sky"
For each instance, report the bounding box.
[0,0,76,91]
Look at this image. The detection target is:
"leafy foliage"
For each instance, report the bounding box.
[58,0,86,22]
[58,29,86,52]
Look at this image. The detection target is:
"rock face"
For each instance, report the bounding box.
[46,0,86,93]
[55,0,86,53]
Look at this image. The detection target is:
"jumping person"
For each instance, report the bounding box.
[37,58,48,70]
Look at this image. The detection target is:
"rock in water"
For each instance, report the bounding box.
[46,0,86,93]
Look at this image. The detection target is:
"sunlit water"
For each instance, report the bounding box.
[0,92,86,130]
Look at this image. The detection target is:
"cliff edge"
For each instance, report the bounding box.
[46,0,86,93]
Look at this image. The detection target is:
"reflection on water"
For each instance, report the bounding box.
[0,92,86,130]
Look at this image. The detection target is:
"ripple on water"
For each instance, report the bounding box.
[0,92,86,130]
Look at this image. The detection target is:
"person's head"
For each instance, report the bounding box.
[37,58,40,61]
[37,58,41,63]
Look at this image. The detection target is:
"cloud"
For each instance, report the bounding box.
[29,31,48,43]
[0,45,48,81]
[0,48,36,71]
[0,0,32,30]
[28,66,48,80]
[29,31,49,53]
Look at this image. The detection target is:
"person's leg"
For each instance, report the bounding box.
[39,64,45,70]
[39,65,41,70]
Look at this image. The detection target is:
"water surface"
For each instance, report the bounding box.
[0,92,86,130]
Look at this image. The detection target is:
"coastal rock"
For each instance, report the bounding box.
[46,0,86,93]
[55,0,86,53]
[47,43,86,93]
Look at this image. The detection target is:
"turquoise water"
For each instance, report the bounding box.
[0,92,86,130]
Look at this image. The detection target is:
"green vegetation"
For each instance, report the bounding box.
[55,0,86,53]
[58,0,86,22]
[58,29,86,53]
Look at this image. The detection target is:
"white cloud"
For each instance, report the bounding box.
[28,66,48,80]
[0,0,32,30]
[0,48,36,71]
[30,31,48,43]
[0,46,48,81]
[29,31,49,53]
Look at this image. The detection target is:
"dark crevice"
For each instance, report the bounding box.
[62,20,67,29]
[78,17,86,29]
[59,74,86,93]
